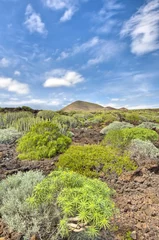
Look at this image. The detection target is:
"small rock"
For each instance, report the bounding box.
[131,231,137,240]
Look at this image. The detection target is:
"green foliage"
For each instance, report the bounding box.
[17,121,72,160]
[102,127,158,149]
[54,115,78,128]
[37,110,55,120]
[124,112,140,124]
[10,116,42,132]
[0,111,33,129]
[138,122,159,130]
[129,139,159,160]
[57,145,136,178]
[100,121,134,135]
[0,128,22,144]
[0,171,45,240]
[124,231,133,240]
[28,170,116,239]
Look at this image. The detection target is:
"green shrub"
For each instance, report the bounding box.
[28,170,116,239]
[37,110,55,120]
[138,122,159,130]
[100,121,134,135]
[57,145,136,178]
[129,139,159,160]
[54,115,78,128]
[17,121,72,160]
[0,111,33,129]
[0,128,22,144]
[102,128,158,149]
[11,116,42,132]
[124,112,140,124]
[0,171,45,240]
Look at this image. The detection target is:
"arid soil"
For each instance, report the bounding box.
[0,128,159,240]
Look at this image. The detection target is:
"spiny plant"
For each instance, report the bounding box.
[28,170,117,239]
[102,127,158,149]
[100,121,134,135]
[37,110,56,120]
[0,111,33,129]
[57,145,136,178]
[17,121,72,160]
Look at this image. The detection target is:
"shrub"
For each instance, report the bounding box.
[129,139,159,160]
[102,128,158,149]
[37,110,55,120]
[0,171,45,240]
[0,128,22,144]
[28,170,116,239]
[100,121,134,135]
[138,122,159,130]
[54,115,78,128]
[124,112,140,124]
[17,121,72,160]
[57,145,136,178]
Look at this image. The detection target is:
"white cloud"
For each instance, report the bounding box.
[44,69,84,87]
[60,7,77,22]
[42,0,87,22]
[0,77,29,94]
[0,58,10,68]
[24,4,47,35]
[121,0,159,55]
[86,40,124,67]
[58,37,99,60]
[14,70,21,76]
[92,0,124,34]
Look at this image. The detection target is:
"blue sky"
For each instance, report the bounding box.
[0,0,159,110]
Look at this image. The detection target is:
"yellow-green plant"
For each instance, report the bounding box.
[102,127,158,149]
[17,121,72,160]
[28,170,117,239]
[57,145,136,177]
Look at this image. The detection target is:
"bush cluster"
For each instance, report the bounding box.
[17,121,72,160]
[129,139,159,160]
[0,128,22,144]
[29,170,116,239]
[102,127,158,149]
[100,121,134,135]
[0,170,116,240]
[57,145,136,177]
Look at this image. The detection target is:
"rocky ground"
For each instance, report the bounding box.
[0,128,159,240]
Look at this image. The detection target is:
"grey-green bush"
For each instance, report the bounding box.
[138,122,159,130]
[129,139,159,160]
[100,121,134,135]
[0,171,45,239]
[0,128,22,144]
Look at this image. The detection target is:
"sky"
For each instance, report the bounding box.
[0,0,159,110]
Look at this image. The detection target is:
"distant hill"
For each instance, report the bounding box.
[62,100,104,112]
[104,106,116,110]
